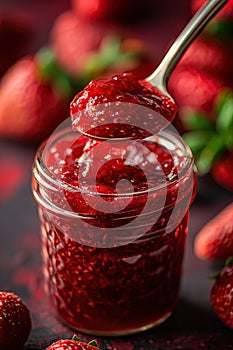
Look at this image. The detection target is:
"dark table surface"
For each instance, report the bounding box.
[1,1,233,349]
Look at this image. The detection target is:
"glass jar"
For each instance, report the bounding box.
[32,125,195,336]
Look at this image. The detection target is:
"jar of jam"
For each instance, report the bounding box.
[32,73,195,335]
[32,126,195,336]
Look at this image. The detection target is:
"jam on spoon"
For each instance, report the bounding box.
[70,73,177,139]
[71,0,229,140]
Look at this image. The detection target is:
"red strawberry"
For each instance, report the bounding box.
[51,11,155,80]
[51,11,109,77]
[211,151,233,192]
[194,203,233,261]
[71,0,157,23]
[211,257,233,329]
[47,335,99,350]
[0,291,31,350]
[179,36,233,83]
[191,0,233,22]
[0,55,68,143]
[168,65,224,115]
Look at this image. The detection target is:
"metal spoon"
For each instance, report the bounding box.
[146,0,230,102]
[72,0,229,140]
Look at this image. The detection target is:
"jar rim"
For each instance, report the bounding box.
[33,126,194,198]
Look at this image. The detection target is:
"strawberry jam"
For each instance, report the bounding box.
[70,73,177,140]
[32,124,195,335]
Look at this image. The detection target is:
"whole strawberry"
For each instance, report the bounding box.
[194,203,233,261]
[212,151,233,191]
[51,11,109,77]
[51,11,154,81]
[178,36,233,83]
[0,292,31,350]
[211,257,233,329]
[0,54,69,143]
[47,335,99,350]
[168,65,224,115]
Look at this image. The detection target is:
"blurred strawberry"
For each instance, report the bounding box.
[51,11,155,81]
[168,65,224,115]
[182,90,233,190]
[47,335,99,350]
[0,50,74,144]
[179,36,233,83]
[71,0,157,23]
[51,11,109,77]
[84,37,156,80]
[211,257,233,329]
[0,11,33,77]
[191,0,233,22]
[212,151,233,191]
[194,203,233,261]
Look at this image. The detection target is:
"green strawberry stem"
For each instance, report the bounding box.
[37,36,142,98]
[209,256,233,280]
[71,334,99,348]
[182,89,233,175]
[225,256,233,267]
[88,340,99,347]
[36,47,84,98]
[78,35,140,86]
[206,20,233,42]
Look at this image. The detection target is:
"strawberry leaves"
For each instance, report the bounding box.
[36,36,143,98]
[72,335,99,348]
[206,20,233,42]
[215,90,233,149]
[47,335,99,349]
[182,89,233,175]
[78,35,140,87]
[36,47,84,98]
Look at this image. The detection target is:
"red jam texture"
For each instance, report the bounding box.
[38,130,194,334]
[41,210,188,333]
[70,73,178,139]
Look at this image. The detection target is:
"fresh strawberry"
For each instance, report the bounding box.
[191,0,233,22]
[47,335,99,350]
[211,257,233,329]
[71,0,157,23]
[178,36,233,83]
[51,11,155,81]
[0,53,70,143]
[51,11,109,77]
[168,65,224,115]
[194,203,233,261]
[211,151,233,191]
[0,291,31,350]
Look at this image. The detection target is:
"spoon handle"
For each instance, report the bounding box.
[146,0,229,93]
